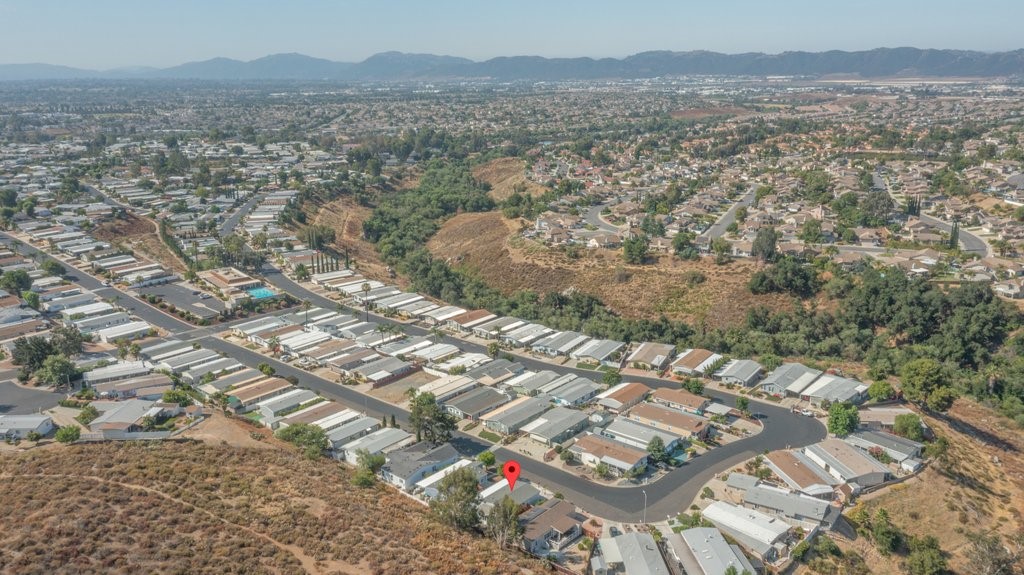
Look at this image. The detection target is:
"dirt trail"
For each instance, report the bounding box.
[1,472,360,575]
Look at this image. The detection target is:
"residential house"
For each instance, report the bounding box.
[625,342,675,371]
[380,442,460,491]
[742,484,841,529]
[595,382,651,414]
[804,439,891,488]
[443,386,512,420]
[668,527,758,575]
[702,501,791,562]
[763,449,840,499]
[0,414,54,439]
[844,430,923,464]
[601,417,683,452]
[594,532,670,575]
[570,433,649,477]
[520,407,590,446]
[520,499,586,556]
[481,396,551,435]
[649,388,710,416]
[713,359,764,387]
[628,403,710,440]
[339,427,414,463]
[758,363,822,397]
[671,348,723,376]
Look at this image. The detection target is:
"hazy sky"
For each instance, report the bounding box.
[3,0,1022,68]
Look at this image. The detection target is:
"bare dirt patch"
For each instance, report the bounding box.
[472,157,547,201]
[92,214,188,273]
[427,211,793,328]
[180,411,282,449]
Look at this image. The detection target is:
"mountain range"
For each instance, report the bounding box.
[3,48,1024,82]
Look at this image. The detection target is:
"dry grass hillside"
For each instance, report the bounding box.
[795,399,1024,575]
[92,214,188,273]
[307,196,403,287]
[427,211,793,328]
[472,158,547,201]
[0,441,543,575]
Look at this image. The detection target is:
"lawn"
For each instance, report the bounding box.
[478,430,502,443]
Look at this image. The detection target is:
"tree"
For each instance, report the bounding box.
[828,402,860,436]
[799,219,823,244]
[355,448,386,473]
[682,378,704,395]
[487,341,501,358]
[964,530,1024,575]
[893,413,924,441]
[294,263,310,281]
[408,392,457,444]
[602,369,622,387]
[0,269,32,293]
[50,324,87,357]
[735,396,750,413]
[751,226,779,263]
[906,535,947,575]
[900,358,954,410]
[257,362,276,377]
[162,389,192,407]
[872,509,901,555]
[35,354,78,388]
[389,414,397,428]
[41,259,65,277]
[622,235,649,264]
[76,404,100,425]
[485,495,524,549]
[430,466,480,531]
[18,287,41,310]
[711,237,731,264]
[55,426,80,443]
[275,423,328,459]
[867,380,895,402]
[477,450,496,467]
[672,231,699,259]
[11,335,54,373]
[647,435,668,463]
[594,462,611,478]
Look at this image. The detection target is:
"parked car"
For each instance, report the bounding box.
[801,409,814,417]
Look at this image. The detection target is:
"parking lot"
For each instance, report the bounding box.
[138,282,225,320]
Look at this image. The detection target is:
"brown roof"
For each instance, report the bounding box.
[522,499,582,541]
[281,401,348,426]
[672,349,715,370]
[628,403,706,435]
[448,309,494,326]
[650,388,708,411]
[229,377,291,404]
[765,450,831,489]
[572,434,647,466]
[605,382,651,404]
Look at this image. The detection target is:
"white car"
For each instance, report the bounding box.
[801,409,814,417]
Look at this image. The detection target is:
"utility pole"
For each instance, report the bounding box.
[641,489,647,525]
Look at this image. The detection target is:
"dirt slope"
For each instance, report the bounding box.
[0,441,542,575]
[472,158,547,201]
[92,214,188,273]
[427,211,793,328]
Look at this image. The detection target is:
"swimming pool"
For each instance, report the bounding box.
[247,287,276,299]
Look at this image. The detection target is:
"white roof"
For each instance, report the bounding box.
[702,501,790,545]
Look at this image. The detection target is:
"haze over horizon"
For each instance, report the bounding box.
[3,0,1023,69]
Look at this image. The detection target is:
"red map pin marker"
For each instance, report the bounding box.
[503,460,521,492]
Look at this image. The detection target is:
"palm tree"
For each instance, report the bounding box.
[301,299,312,326]
[376,323,392,346]
[430,326,445,344]
[361,282,371,321]
[267,335,280,353]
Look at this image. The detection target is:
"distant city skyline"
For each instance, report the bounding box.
[2,0,1022,69]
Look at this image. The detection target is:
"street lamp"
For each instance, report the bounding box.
[641,489,647,525]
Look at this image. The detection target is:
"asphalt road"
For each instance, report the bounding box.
[0,380,63,415]
[220,193,263,236]
[258,263,827,521]
[583,204,621,233]
[702,188,756,240]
